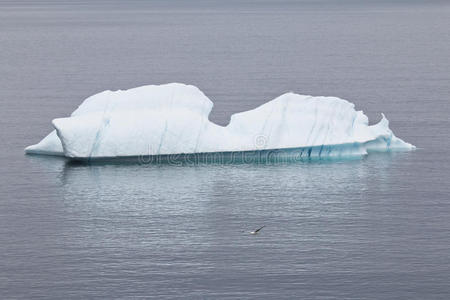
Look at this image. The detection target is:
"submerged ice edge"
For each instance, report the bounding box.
[66,141,412,166]
[25,83,415,159]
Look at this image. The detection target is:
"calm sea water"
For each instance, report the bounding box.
[1,0,450,299]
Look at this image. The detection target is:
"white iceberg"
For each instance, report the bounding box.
[25,83,415,160]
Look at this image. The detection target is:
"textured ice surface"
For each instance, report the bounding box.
[25,83,415,159]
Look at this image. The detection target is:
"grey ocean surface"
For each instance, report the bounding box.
[1,0,450,298]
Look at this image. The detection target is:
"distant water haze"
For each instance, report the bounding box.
[1,0,449,298]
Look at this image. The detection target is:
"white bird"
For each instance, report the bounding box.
[250,225,265,235]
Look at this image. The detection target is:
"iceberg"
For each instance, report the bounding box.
[25,83,414,161]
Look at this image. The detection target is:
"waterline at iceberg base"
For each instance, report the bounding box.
[25,83,415,164]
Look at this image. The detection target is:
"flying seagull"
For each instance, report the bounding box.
[250,225,265,235]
